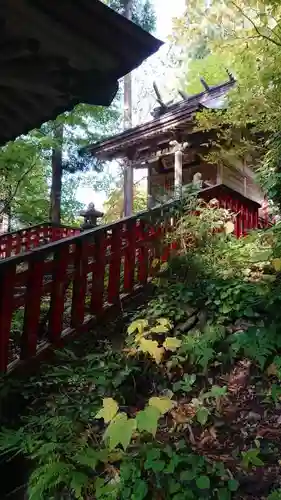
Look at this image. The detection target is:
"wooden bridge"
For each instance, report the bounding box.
[0,184,267,374]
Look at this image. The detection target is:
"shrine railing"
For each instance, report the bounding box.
[200,184,260,237]
[0,184,264,374]
[0,222,80,260]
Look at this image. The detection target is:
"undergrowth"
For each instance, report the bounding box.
[2,199,281,499]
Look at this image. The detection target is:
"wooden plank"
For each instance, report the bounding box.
[0,264,16,372]
[90,231,107,315]
[108,224,122,304]
[71,240,89,328]
[48,246,70,344]
[21,259,44,359]
[137,220,149,285]
[123,220,136,293]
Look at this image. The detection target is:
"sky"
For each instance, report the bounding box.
[76,0,186,210]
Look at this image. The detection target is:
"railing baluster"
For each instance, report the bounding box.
[90,231,106,315]
[108,224,122,304]
[71,240,89,328]
[0,264,16,372]
[124,220,136,294]
[137,219,149,285]
[48,246,70,344]
[21,259,44,359]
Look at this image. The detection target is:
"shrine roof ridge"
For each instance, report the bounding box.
[85,78,236,160]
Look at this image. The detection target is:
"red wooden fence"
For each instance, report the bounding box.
[0,185,263,373]
[200,184,260,237]
[0,222,80,259]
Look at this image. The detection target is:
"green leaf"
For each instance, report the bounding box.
[250,250,271,263]
[196,407,209,425]
[241,449,264,468]
[73,448,99,469]
[70,472,88,499]
[136,406,161,436]
[180,470,195,481]
[103,413,136,451]
[95,398,119,423]
[218,488,231,500]
[134,479,148,499]
[149,396,174,414]
[228,479,239,492]
[196,475,210,490]
[163,337,182,352]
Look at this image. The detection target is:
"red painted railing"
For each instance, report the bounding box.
[0,222,80,259]
[0,185,263,373]
[200,184,260,237]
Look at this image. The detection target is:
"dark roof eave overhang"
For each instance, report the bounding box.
[0,0,163,145]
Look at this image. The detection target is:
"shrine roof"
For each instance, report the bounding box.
[0,0,162,146]
[85,79,236,161]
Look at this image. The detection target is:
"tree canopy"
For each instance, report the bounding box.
[171,0,281,209]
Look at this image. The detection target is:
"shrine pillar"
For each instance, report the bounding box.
[124,160,134,216]
[170,140,188,197]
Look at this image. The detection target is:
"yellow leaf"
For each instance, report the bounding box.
[224,221,235,234]
[157,318,172,329]
[160,262,169,272]
[149,396,174,415]
[127,319,148,335]
[272,258,281,272]
[150,325,169,334]
[152,258,160,268]
[139,338,164,364]
[163,337,182,352]
[95,398,119,423]
[267,363,278,376]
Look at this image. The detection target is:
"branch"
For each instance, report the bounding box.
[231,1,281,47]
[0,161,37,215]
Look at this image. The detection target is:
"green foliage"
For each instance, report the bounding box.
[268,489,281,500]
[106,0,156,33]
[103,186,147,223]
[6,203,281,498]
[241,448,264,469]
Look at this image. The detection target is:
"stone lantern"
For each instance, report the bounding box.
[79,203,104,230]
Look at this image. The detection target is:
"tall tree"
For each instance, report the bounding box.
[106,0,156,217]
[171,0,281,207]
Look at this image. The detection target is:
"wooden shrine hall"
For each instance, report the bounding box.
[87,76,267,234]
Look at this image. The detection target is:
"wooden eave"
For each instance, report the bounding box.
[0,0,163,145]
[86,79,235,162]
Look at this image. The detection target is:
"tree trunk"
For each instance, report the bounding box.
[6,185,11,232]
[50,124,63,224]
[123,0,134,217]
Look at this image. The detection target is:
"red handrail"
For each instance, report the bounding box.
[0,185,263,373]
[0,222,80,259]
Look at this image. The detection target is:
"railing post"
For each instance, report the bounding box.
[137,219,149,285]
[71,240,88,328]
[0,264,16,372]
[48,245,70,344]
[108,224,122,304]
[21,259,44,359]
[124,220,137,294]
[90,231,106,315]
